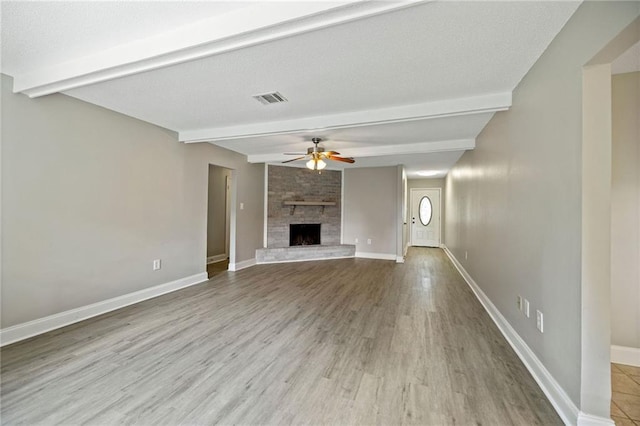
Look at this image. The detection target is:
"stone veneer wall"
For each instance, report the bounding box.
[267,165,341,248]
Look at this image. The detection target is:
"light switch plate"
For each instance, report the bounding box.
[517,296,523,311]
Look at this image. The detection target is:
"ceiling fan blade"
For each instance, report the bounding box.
[324,151,340,156]
[282,156,307,163]
[328,156,355,164]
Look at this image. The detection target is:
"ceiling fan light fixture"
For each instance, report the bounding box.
[284,138,353,169]
[307,158,326,170]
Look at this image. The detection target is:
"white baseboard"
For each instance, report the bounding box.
[577,411,615,426]
[396,255,405,263]
[442,245,579,426]
[206,254,227,264]
[611,345,640,367]
[0,272,209,347]
[355,251,397,261]
[228,258,256,271]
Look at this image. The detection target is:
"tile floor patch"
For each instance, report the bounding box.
[611,415,636,426]
[612,363,640,425]
[615,364,640,377]
[612,401,626,417]
[612,392,640,421]
[612,373,640,396]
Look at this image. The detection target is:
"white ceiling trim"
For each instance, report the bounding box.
[13,0,427,98]
[181,92,511,143]
[246,138,475,163]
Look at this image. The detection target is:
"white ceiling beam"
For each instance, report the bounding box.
[246,139,475,163]
[180,92,511,143]
[14,1,426,98]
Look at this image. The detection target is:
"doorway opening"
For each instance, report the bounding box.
[580,16,639,422]
[207,164,233,278]
[410,188,441,247]
[609,45,640,423]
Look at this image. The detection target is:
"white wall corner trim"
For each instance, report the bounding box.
[611,345,640,367]
[207,254,228,264]
[228,258,256,271]
[442,245,580,426]
[577,412,615,426]
[0,272,209,347]
[396,255,405,263]
[355,252,397,261]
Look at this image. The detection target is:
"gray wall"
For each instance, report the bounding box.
[444,2,638,408]
[1,74,264,328]
[207,165,232,258]
[266,165,341,248]
[611,71,640,349]
[343,166,398,256]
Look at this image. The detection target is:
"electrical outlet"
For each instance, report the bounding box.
[517,295,523,311]
[367,238,372,245]
[536,310,544,333]
[355,238,358,243]
[524,299,530,317]
[153,259,161,271]
[240,202,244,210]
[465,251,468,260]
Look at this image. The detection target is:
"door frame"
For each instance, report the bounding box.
[409,187,441,247]
[206,164,237,269]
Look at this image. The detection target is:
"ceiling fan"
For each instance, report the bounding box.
[282,138,355,170]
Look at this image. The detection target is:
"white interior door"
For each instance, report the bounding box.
[411,188,441,247]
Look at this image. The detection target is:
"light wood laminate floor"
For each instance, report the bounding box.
[1,248,561,425]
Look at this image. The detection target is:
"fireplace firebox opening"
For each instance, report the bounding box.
[290,224,321,246]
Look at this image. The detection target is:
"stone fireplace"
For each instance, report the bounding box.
[265,165,341,248]
[256,165,355,263]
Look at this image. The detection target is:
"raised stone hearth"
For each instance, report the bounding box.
[256,244,355,263]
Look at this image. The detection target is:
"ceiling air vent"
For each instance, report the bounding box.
[253,91,288,105]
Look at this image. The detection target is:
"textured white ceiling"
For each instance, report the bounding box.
[1,1,253,75]
[278,150,465,179]
[213,112,493,155]
[1,1,582,177]
[61,1,579,130]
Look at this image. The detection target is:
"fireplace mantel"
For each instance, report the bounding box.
[283,201,336,206]
[283,200,336,215]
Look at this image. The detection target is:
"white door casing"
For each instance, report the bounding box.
[410,188,441,247]
[225,174,231,257]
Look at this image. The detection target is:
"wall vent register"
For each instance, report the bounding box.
[253,91,288,105]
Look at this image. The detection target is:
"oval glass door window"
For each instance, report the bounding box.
[419,196,433,226]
